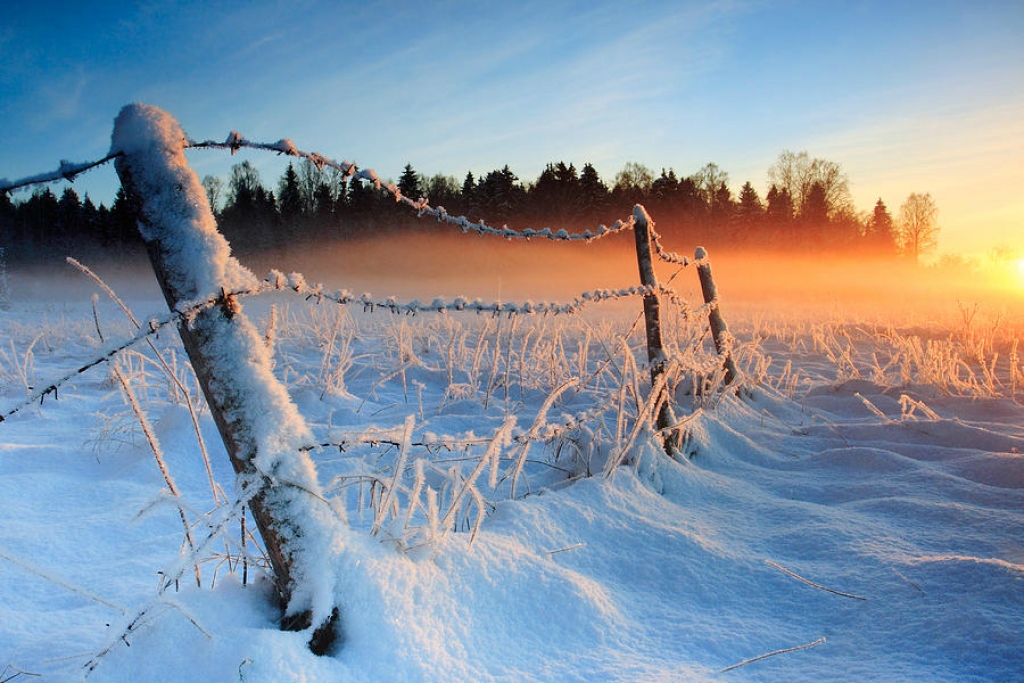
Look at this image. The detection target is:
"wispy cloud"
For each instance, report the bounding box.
[31,65,91,129]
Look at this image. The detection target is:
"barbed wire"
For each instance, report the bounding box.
[0,153,123,195]
[2,129,695,269]
[303,403,606,456]
[264,269,699,316]
[0,263,714,425]
[0,286,263,423]
[189,133,693,266]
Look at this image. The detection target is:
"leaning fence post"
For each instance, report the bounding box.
[631,204,676,453]
[695,246,739,385]
[111,104,339,653]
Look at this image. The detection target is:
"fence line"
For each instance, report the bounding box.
[1,121,735,440]
[3,103,738,660]
[1,106,736,468]
[0,268,717,427]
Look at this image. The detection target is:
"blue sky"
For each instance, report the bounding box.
[3,0,1022,257]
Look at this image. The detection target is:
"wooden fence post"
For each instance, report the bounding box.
[695,246,739,385]
[631,205,677,453]
[111,104,339,654]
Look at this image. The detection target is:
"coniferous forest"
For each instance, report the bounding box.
[1,150,937,265]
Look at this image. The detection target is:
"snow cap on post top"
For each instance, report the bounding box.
[110,103,257,300]
[632,203,652,226]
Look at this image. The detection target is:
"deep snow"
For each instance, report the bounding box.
[1,265,1022,682]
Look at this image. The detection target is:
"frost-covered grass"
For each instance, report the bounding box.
[1,278,1022,682]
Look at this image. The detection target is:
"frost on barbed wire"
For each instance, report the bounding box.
[4,115,695,271]
[0,154,123,195]
[265,267,689,317]
[186,131,699,264]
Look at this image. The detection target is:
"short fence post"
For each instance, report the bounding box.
[111,104,339,654]
[695,246,739,385]
[631,205,676,453]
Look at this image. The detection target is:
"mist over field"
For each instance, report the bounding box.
[64,230,1024,315]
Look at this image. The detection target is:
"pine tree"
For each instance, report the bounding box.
[765,184,794,242]
[398,164,421,199]
[865,198,898,256]
[461,171,479,217]
[577,163,608,220]
[278,163,303,219]
[56,187,83,246]
[734,182,764,246]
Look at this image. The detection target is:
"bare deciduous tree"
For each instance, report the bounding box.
[201,175,224,214]
[767,150,851,219]
[898,192,939,261]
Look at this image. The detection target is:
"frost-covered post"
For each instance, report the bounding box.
[631,205,676,453]
[111,104,339,653]
[695,247,738,385]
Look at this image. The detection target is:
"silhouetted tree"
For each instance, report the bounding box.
[221,161,278,251]
[800,180,830,245]
[898,192,939,262]
[733,182,764,246]
[56,187,83,246]
[768,150,851,222]
[424,173,461,212]
[765,184,794,243]
[692,162,728,210]
[477,166,524,224]
[398,164,422,200]
[202,175,224,215]
[529,161,581,225]
[650,168,681,217]
[577,162,609,222]
[865,198,898,256]
[611,162,654,207]
[278,164,303,221]
[461,171,479,218]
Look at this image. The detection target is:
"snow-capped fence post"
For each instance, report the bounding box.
[631,204,677,454]
[695,247,739,386]
[110,104,339,654]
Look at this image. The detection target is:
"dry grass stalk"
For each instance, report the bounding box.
[719,636,826,673]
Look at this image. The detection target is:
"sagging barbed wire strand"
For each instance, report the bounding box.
[189,133,692,266]
[2,132,693,268]
[0,286,262,423]
[0,153,123,195]
[304,403,607,456]
[264,269,703,316]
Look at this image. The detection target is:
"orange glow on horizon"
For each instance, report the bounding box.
[244,233,1023,327]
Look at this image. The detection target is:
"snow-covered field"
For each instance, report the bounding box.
[1,260,1022,683]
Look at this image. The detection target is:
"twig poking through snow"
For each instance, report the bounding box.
[719,637,826,673]
[0,548,127,614]
[0,664,42,682]
[546,543,586,556]
[766,560,867,600]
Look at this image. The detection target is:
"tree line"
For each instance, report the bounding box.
[0,149,939,264]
